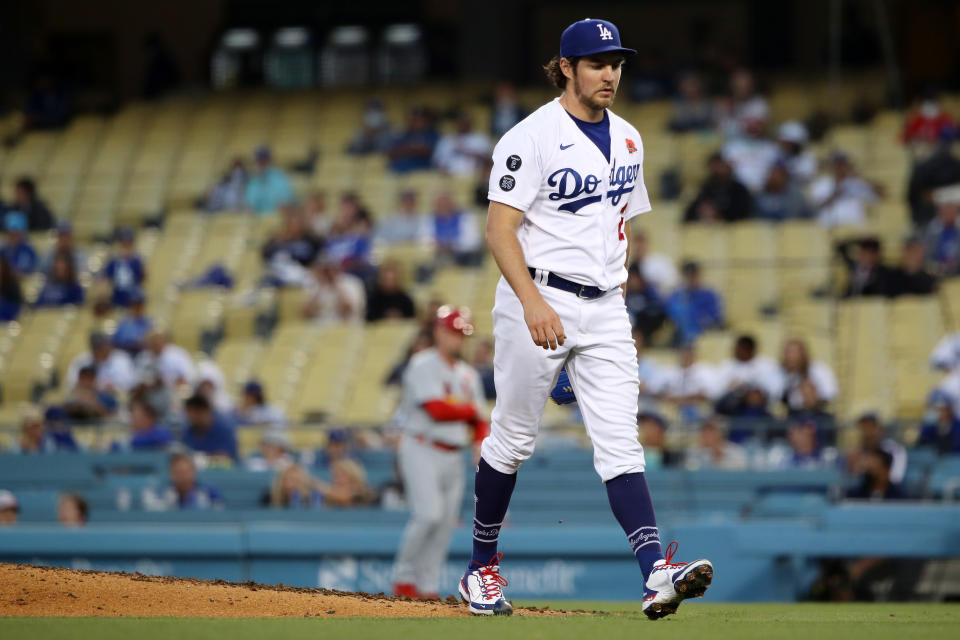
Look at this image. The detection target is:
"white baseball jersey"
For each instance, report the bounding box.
[399,348,486,447]
[931,333,960,373]
[487,98,652,291]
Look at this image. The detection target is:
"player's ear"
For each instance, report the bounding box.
[560,57,575,81]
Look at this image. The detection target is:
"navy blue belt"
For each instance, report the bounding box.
[528,267,608,299]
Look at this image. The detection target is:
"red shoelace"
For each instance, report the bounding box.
[473,552,509,599]
[657,540,687,570]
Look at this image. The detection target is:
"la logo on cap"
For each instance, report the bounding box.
[597,22,613,40]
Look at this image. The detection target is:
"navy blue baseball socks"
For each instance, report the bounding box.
[461,458,517,616]
[470,458,517,569]
[604,472,664,582]
[606,472,714,619]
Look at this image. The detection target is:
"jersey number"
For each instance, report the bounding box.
[617,216,625,241]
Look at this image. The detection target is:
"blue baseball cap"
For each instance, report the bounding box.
[4,211,27,232]
[561,18,636,59]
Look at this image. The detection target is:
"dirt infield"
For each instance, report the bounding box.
[0,563,575,618]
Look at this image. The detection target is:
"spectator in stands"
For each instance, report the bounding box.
[270,464,327,508]
[144,452,225,510]
[930,332,960,380]
[261,206,324,286]
[684,153,753,223]
[315,429,355,469]
[714,335,781,398]
[42,407,78,451]
[245,429,295,473]
[377,190,430,245]
[810,152,881,228]
[347,99,391,154]
[846,448,906,500]
[1,211,38,274]
[63,365,118,420]
[66,332,136,394]
[102,227,145,307]
[766,418,831,469]
[721,111,779,194]
[667,72,714,133]
[386,106,439,174]
[686,418,748,470]
[181,393,238,463]
[34,250,84,307]
[202,158,248,212]
[777,339,838,414]
[776,121,817,186]
[639,412,681,469]
[848,412,907,485]
[304,190,332,238]
[624,264,666,341]
[130,359,175,422]
[471,337,497,401]
[0,490,18,525]
[57,493,88,527]
[885,236,938,297]
[922,187,960,277]
[325,458,378,506]
[13,407,59,454]
[432,112,491,176]
[754,162,812,221]
[12,178,54,231]
[837,237,890,297]
[629,230,677,294]
[366,262,415,321]
[0,255,24,321]
[429,191,482,266]
[301,256,366,322]
[665,261,724,343]
[41,222,85,276]
[136,330,195,390]
[121,394,174,452]
[235,380,286,426]
[918,391,960,453]
[194,359,234,414]
[324,208,374,277]
[907,128,960,227]
[902,91,957,146]
[716,68,769,139]
[244,146,295,214]
[490,81,526,138]
[112,291,152,354]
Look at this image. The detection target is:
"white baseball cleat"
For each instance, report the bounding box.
[459,553,514,616]
[641,541,714,620]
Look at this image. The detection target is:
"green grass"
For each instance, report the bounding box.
[2,604,959,640]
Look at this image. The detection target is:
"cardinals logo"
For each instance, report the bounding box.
[625,138,637,154]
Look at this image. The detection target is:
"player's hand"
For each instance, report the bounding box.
[523,297,565,350]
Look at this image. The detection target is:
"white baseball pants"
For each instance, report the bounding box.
[481,277,645,482]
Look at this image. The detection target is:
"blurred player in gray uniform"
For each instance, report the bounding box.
[393,306,488,598]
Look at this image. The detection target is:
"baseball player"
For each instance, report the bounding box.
[393,306,487,598]
[458,19,713,619]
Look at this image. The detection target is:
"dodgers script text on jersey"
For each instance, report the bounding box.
[487,98,651,291]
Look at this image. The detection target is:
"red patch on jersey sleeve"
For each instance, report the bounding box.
[625,138,637,153]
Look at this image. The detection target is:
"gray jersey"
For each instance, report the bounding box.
[399,348,486,447]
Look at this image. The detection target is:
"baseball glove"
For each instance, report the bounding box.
[550,366,577,405]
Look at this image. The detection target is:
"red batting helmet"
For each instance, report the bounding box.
[435,305,474,336]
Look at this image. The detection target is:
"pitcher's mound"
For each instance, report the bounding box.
[0,563,573,618]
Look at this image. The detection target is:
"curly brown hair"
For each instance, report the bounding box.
[543,56,580,89]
